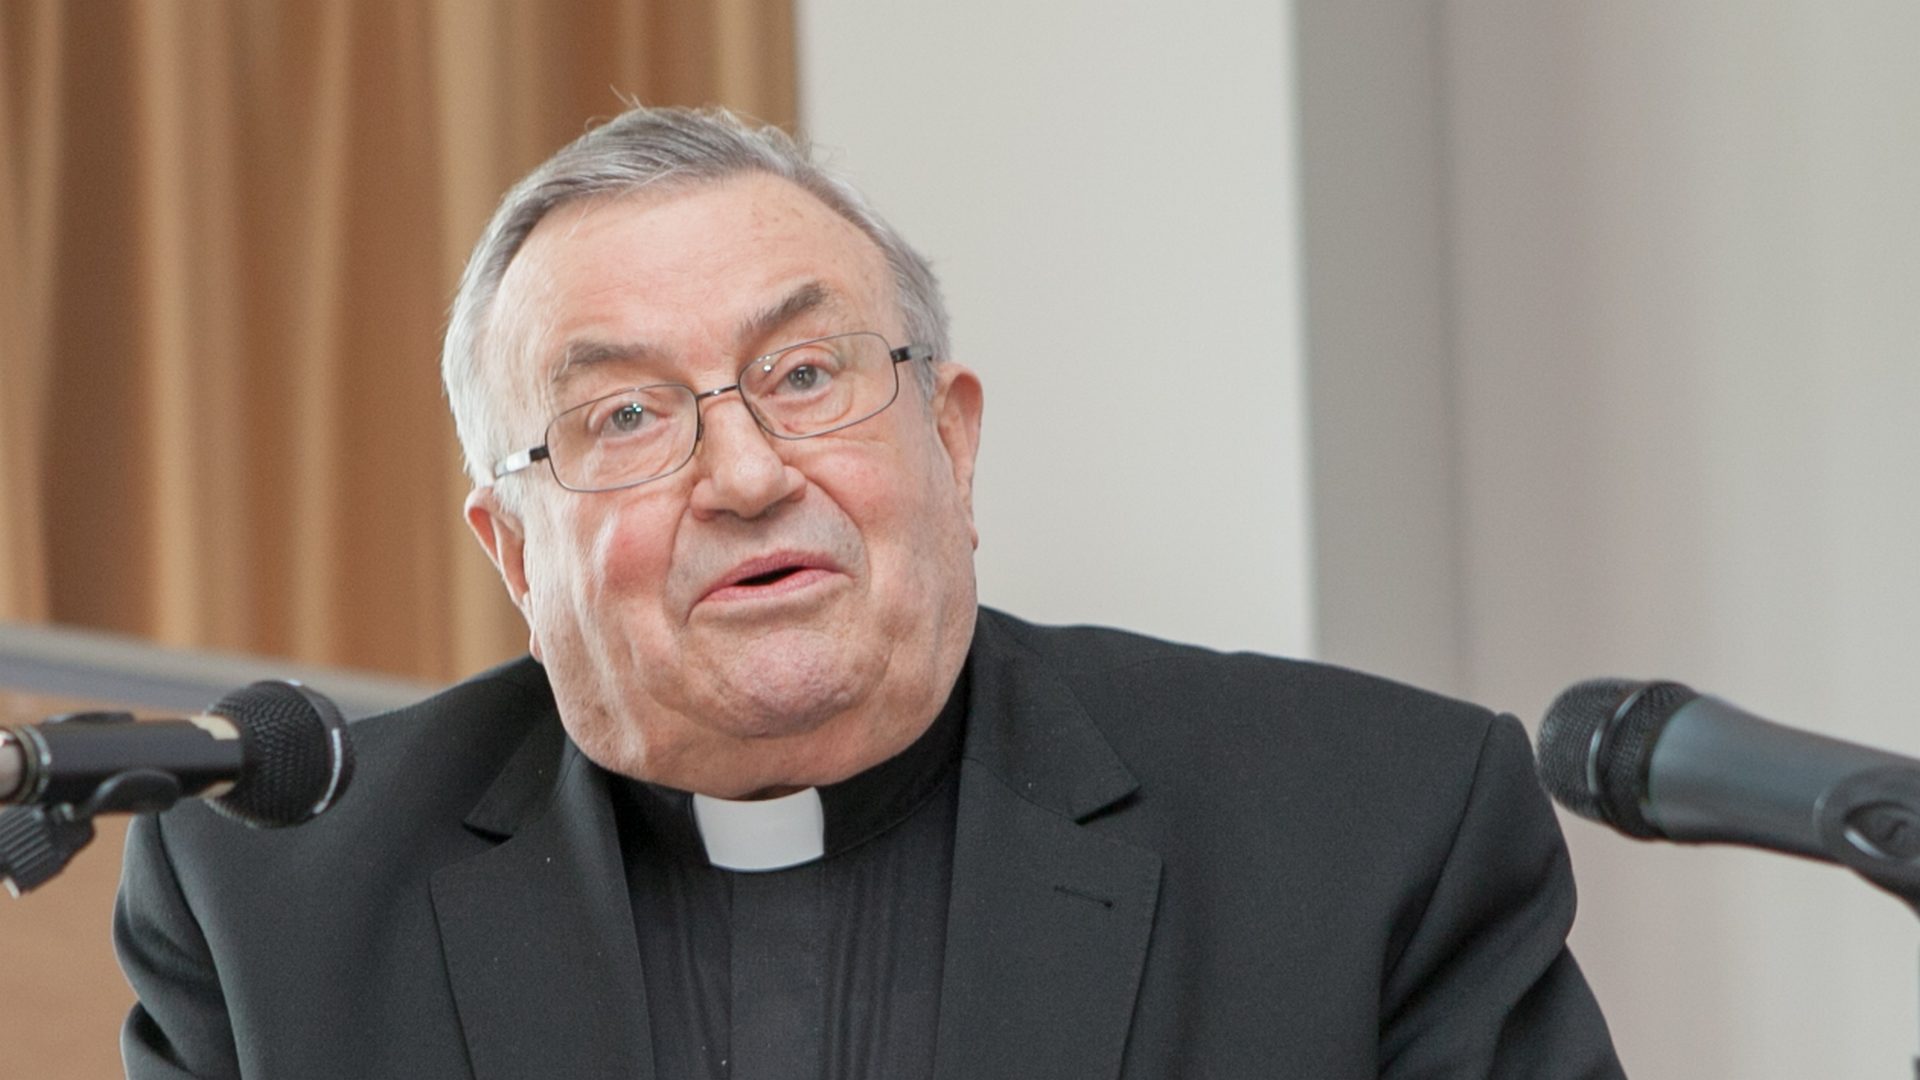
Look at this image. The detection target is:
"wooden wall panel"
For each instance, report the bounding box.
[1,690,142,1080]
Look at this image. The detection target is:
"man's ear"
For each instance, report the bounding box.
[930,363,984,548]
[465,487,540,656]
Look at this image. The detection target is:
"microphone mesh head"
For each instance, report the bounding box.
[1538,677,1698,839]
[1537,679,1635,821]
[206,681,355,828]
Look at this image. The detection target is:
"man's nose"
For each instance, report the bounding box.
[686,393,804,520]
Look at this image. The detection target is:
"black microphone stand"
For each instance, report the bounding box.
[1,710,191,896]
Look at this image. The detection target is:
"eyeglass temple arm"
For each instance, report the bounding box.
[493,444,550,480]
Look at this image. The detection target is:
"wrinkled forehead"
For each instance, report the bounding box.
[482,173,900,431]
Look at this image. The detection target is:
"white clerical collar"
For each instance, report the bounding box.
[691,787,826,872]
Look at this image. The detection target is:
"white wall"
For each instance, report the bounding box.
[795,0,1314,658]
[1445,4,1920,1076]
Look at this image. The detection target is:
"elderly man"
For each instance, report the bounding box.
[117,106,1623,1079]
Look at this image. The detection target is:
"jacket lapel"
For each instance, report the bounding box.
[429,717,654,1080]
[424,613,1159,1080]
[934,615,1164,1080]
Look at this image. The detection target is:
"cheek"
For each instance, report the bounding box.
[524,498,676,623]
[585,500,686,619]
[809,441,918,530]
[828,438,969,564]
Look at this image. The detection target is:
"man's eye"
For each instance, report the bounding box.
[599,402,650,435]
[756,349,838,396]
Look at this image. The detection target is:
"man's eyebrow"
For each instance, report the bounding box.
[736,281,845,349]
[547,339,660,389]
[546,281,846,390]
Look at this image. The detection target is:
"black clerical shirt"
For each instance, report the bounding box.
[610,678,968,1080]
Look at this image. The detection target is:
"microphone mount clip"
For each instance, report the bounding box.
[2,712,210,896]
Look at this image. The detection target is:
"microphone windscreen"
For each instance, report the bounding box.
[1538,677,1697,839]
[208,681,355,828]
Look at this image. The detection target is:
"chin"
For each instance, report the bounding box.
[714,657,865,738]
[716,615,874,695]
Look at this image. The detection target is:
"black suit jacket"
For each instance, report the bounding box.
[117,608,1623,1078]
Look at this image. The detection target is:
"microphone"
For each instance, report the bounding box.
[1537,678,1920,903]
[0,680,355,828]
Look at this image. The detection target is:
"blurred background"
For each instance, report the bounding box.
[5,1,1919,1076]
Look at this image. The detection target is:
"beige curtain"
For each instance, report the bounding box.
[0,0,795,682]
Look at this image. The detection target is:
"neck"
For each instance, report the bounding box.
[736,783,805,801]
[556,602,979,799]
[641,611,975,798]
[653,674,954,798]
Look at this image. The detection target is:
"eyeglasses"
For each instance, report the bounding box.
[493,331,931,493]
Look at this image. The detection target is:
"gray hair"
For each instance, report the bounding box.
[441,104,951,496]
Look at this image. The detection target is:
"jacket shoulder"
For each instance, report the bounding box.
[344,655,555,794]
[979,607,1501,761]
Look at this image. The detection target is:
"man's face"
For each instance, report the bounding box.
[466,174,983,797]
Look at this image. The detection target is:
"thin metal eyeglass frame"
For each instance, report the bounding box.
[490,336,932,493]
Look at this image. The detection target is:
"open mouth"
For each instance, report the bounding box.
[701,553,839,607]
[735,566,805,588]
